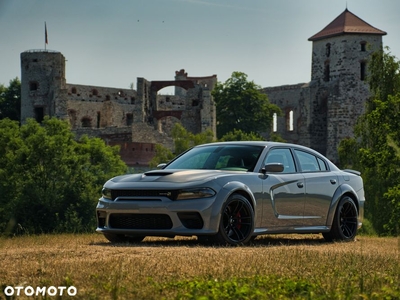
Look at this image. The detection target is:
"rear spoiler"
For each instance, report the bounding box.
[343,169,361,176]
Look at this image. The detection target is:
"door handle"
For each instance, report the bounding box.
[330,179,337,184]
[297,182,304,188]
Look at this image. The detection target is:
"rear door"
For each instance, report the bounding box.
[293,149,339,226]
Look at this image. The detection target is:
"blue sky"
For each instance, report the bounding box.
[1,0,399,91]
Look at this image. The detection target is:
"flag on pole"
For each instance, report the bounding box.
[45,22,48,44]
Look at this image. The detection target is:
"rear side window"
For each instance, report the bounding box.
[317,157,327,171]
[294,150,328,172]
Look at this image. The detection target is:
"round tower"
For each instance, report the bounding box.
[20,50,68,123]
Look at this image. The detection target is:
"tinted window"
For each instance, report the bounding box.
[294,149,325,172]
[317,157,327,171]
[264,148,296,173]
[166,145,264,171]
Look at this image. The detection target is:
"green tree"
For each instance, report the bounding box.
[0,117,127,234]
[0,78,21,121]
[212,72,281,138]
[149,123,215,168]
[219,129,264,141]
[219,129,285,142]
[339,47,400,235]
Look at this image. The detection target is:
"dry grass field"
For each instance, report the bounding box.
[0,233,399,299]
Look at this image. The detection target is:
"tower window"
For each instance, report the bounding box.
[326,43,331,57]
[92,89,98,96]
[360,42,367,52]
[360,61,367,81]
[71,87,77,94]
[29,82,38,91]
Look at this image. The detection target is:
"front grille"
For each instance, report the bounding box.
[177,212,204,229]
[109,213,173,229]
[111,190,178,201]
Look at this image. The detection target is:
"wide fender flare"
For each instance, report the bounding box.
[326,183,360,226]
[208,181,256,230]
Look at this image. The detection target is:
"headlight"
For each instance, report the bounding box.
[102,187,112,200]
[176,188,216,200]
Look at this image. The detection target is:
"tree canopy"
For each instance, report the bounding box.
[0,77,21,122]
[212,72,281,138]
[339,47,400,235]
[0,117,127,234]
[149,123,215,168]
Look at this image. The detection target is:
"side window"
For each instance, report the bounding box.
[264,148,296,173]
[317,157,327,171]
[294,150,327,172]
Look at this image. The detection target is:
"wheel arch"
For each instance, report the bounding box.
[326,184,360,226]
[210,181,256,229]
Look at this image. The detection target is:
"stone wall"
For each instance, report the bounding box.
[20,50,216,167]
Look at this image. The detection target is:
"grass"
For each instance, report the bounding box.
[0,233,399,299]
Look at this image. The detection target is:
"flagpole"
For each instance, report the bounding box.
[44,22,48,51]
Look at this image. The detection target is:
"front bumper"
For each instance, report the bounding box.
[96,196,220,237]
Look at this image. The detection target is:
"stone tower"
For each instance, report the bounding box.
[264,9,386,163]
[20,50,68,122]
[308,9,386,160]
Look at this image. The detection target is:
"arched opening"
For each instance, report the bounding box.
[287,110,294,132]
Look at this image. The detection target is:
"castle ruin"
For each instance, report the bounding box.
[20,9,386,165]
[20,51,217,168]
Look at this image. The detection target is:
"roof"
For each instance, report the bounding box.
[308,9,386,41]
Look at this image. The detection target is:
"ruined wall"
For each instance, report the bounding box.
[263,83,308,146]
[20,51,216,167]
[65,84,137,129]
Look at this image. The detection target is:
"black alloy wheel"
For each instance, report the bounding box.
[323,196,358,242]
[214,194,254,245]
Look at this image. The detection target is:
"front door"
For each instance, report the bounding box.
[260,148,305,228]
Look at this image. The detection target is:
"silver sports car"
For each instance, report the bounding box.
[96,141,365,245]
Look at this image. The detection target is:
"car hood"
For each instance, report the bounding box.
[109,169,242,185]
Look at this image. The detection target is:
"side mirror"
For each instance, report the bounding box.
[261,163,284,174]
[157,163,167,169]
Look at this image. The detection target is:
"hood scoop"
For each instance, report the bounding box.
[143,170,173,177]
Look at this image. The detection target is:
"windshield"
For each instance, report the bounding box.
[165,144,264,172]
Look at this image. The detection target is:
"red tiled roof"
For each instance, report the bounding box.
[308,9,386,41]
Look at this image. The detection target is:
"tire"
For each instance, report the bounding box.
[103,233,145,244]
[323,196,358,242]
[212,194,254,246]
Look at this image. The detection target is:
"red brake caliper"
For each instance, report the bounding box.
[235,211,242,229]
